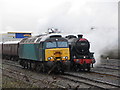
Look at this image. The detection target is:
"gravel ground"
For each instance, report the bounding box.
[93,59,119,75]
[66,71,119,86]
[101,59,119,66]
[2,59,120,89]
[2,64,58,88]
[2,75,38,88]
[2,59,91,89]
[92,67,119,76]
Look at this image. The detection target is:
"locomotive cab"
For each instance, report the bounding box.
[44,38,70,61]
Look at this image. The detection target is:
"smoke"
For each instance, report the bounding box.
[37,1,118,66]
[1,0,118,66]
[85,28,118,66]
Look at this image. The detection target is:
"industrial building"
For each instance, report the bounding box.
[1,32,32,42]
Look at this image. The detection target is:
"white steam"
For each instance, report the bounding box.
[1,0,118,66]
[37,1,118,66]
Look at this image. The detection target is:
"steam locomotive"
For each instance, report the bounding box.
[65,34,95,71]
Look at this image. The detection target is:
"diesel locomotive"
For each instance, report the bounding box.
[2,34,70,74]
[19,34,70,73]
[65,34,95,71]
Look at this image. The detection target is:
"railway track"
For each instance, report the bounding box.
[2,60,96,88]
[95,66,119,71]
[2,60,23,68]
[3,59,119,78]
[2,59,120,89]
[2,61,66,88]
[90,70,120,78]
[102,63,120,68]
[59,72,120,89]
[2,68,66,88]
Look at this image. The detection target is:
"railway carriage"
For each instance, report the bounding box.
[2,41,19,60]
[0,42,3,58]
[19,34,70,73]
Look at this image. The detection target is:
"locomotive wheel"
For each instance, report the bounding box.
[7,56,10,60]
[11,57,14,61]
[23,60,28,69]
[35,63,47,73]
[31,62,36,71]
[57,65,64,74]
[86,64,91,72]
[70,62,78,71]
[19,60,26,68]
[73,64,81,72]
[57,63,64,74]
[75,65,80,71]
[27,61,32,70]
[35,64,41,72]
[14,57,18,61]
[23,62,26,68]
[54,66,64,74]
[41,63,47,73]
[58,69,64,74]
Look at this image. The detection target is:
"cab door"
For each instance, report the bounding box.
[39,42,45,61]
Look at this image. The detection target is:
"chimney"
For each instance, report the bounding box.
[78,34,83,38]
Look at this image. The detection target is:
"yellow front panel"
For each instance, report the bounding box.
[45,48,70,61]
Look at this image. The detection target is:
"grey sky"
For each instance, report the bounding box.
[0,0,119,64]
[0,0,118,35]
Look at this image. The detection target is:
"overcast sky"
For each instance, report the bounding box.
[0,0,119,62]
[0,0,118,35]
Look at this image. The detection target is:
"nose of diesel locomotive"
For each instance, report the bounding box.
[45,49,70,61]
[54,51,62,60]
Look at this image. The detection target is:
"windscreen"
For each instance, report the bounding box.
[46,41,68,48]
[46,42,56,48]
[57,41,68,47]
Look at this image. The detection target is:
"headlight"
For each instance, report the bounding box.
[83,56,86,58]
[63,57,65,59]
[63,56,68,59]
[73,56,76,58]
[48,57,51,60]
[65,56,68,59]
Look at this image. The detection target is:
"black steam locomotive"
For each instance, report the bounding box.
[65,34,95,71]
